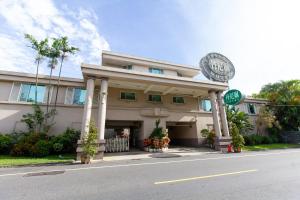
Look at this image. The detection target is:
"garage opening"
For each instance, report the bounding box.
[105,120,142,152]
[166,121,198,147]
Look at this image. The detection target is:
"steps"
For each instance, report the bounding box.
[214,137,232,151]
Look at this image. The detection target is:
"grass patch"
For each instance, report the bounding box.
[243,143,300,151]
[0,154,75,167]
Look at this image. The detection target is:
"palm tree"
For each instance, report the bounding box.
[24,34,48,104]
[45,39,61,117]
[53,37,79,110]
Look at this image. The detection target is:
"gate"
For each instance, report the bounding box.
[105,137,129,152]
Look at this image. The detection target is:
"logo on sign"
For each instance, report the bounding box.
[224,89,243,105]
[200,53,235,82]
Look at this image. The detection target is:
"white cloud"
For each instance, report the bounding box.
[176,0,300,95]
[0,0,110,77]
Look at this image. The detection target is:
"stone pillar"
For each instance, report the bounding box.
[94,78,108,160]
[80,78,95,138]
[77,78,95,160]
[98,78,108,140]
[217,91,230,137]
[209,91,222,138]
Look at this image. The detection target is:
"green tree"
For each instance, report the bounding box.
[256,106,281,135]
[53,37,79,110]
[21,104,55,134]
[226,105,253,135]
[255,80,300,131]
[44,39,61,116]
[24,34,49,104]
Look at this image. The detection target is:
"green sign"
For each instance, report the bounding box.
[224,89,243,105]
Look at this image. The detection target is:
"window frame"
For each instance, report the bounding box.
[148,94,162,103]
[120,91,136,101]
[172,96,185,104]
[73,88,86,105]
[122,65,133,70]
[18,83,48,103]
[201,99,212,112]
[246,103,256,115]
[177,72,183,77]
[149,67,164,74]
[64,87,86,105]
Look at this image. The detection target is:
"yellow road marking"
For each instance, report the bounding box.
[154,169,258,185]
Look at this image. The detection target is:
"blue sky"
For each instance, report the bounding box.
[1,0,300,95]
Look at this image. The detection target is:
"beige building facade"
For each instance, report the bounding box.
[0,51,266,159]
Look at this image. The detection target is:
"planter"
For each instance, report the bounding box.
[144,147,168,153]
[81,154,91,164]
[233,147,241,153]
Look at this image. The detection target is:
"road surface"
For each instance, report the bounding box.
[1,149,300,200]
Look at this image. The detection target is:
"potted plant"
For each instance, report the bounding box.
[201,129,216,149]
[145,119,171,152]
[231,124,245,153]
[81,121,98,164]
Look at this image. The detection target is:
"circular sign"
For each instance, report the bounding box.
[224,89,243,105]
[200,53,235,82]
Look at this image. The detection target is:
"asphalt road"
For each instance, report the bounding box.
[1,149,300,200]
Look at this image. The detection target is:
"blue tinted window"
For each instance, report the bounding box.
[149,68,163,74]
[19,84,46,103]
[73,88,86,105]
[201,100,212,112]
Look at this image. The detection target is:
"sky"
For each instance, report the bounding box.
[0,0,300,95]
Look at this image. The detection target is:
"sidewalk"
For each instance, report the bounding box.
[103,147,217,161]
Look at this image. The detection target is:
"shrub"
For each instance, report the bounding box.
[10,132,48,156]
[201,129,216,148]
[149,119,166,139]
[252,135,264,145]
[270,135,279,143]
[0,134,13,154]
[50,128,80,154]
[243,134,279,146]
[243,135,253,146]
[262,136,272,144]
[53,142,64,153]
[231,124,245,151]
[31,140,50,157]
[82,121,98,157]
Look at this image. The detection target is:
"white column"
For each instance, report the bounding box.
[217,91,230,137]
[97,78,108,140]
[80,78,95,139]
[209,91,222,138]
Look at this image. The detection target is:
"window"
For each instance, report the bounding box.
[73,88,86,105]
[18,83,46,103]
[173,96,184,104]
[177,72,183,77]
[148,94,162,102]
[149,68,163,74]
[120,92,136,101]
[122,65,132,70]
[247,103,256,114]
[65,87,86,105]
[201,99,212,112]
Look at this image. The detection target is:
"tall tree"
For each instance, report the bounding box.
[24,34,48,104]
[255,80,300,131]
[45,39,61,117]
[53,37,79,109]
[255,106,281,135]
